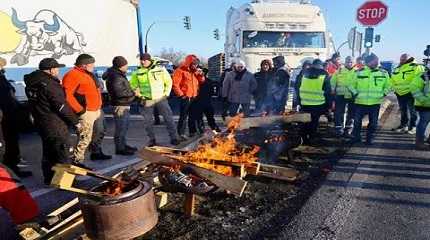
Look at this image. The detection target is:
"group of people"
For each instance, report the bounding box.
[295,52,430,150]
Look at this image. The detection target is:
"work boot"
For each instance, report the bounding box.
[10,166,32,178]
[416,137,430,151]
[125,145,138,152]
[170,139,181,146]
[116,149,135,156]
[147,139,157,147]
[179,135,188,141]
[90,151,112,161]
[392,126,408,133]
[407,127,416,135]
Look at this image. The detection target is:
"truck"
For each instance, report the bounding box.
[223,0,335,73]
[0,0,140,101]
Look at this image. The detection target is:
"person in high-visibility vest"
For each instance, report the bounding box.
[331,56,356,136]
[348,53,391,145]
[297,59,331,144]
[410,66,430,150]
[390,54,425,134]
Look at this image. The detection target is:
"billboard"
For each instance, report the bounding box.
[0,0,139,69]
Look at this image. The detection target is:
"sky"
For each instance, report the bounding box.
[139,0,430,63]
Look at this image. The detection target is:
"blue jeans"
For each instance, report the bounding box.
[352,104,380,143]
[396,93,417,129]
[417,110,430,142]
[113,106,130,151]
[335,95,355,134]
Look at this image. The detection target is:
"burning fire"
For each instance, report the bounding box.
[104,181,126,197]
[180,114,260,176]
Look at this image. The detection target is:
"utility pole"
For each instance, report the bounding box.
[131,0,144,56]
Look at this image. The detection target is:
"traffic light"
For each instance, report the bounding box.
[375,34,381,43]
[213,29,220,40]
[183,16,191,30]
[364,27,374,48]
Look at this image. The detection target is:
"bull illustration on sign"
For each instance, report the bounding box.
[10,8,86,66]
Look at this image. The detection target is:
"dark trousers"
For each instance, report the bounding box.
[352,104,380,143]
[301,104,326,141]
[1,116,21,170]
[334,95,355,134]
[229,103,251,117]
[417,110,430,142]
[189,102,219,134]
[177,98,194,136]
[396,93,417,129]
[41,132,73,183]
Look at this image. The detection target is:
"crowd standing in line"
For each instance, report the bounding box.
[1,50,430,184]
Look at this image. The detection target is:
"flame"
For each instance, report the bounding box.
[104,181,126,197]
[178,113,260,176]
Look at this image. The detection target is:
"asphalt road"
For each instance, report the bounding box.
[278,103,430,240]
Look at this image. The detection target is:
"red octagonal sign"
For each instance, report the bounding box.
[357,1,388,26]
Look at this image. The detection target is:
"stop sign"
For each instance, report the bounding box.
[357,1,388,26]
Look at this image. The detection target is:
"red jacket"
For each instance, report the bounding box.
[63,67,102,113]
[172,55,205,98]
[0,164,39,224]
[326,61,340,76]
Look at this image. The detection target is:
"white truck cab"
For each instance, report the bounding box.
[225,0,334,73]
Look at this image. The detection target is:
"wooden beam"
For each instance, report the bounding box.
[140,148,248,196]
[257,163,299,182]
[226,113,311,130]
[184,193,196,217]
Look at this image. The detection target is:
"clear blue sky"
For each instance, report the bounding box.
[139,0,430,62]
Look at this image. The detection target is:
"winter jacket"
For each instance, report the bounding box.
[326,61,340,76]
[103,68,135,106]
[63,67,103,113]
[296,67,331,106]
[172,55,205,98]
[24,70,78,134]
[254,70,274,101]
[222,70,257,104]
[272,56,291,100]
[390,58,425,96]
[130,60,172,100]
[410,70,430,111]
[195,77,216,106]
[0,163,39,224]
[0,70,18,115]
[348,67,391,106]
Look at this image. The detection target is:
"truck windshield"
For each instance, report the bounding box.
[243,31,325,49]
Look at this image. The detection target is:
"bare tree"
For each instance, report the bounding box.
[157,48,187,66]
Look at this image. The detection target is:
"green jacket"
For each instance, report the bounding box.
[410,70,430,108]
[348,66,391,106]
[330,67,355,99]
[130,61,172,100]
[390,60,425,96]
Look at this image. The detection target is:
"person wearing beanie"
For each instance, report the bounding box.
[272,55,291,114]
[0,58,32,178]
[63,54,107,167]
[296,58,331,145]
[331,56,356,137]
[103,56,136,155]
[130,53,181,146]
[24,58,80,183]
[348,53,391,145]
[390,53,425,134]
[222,59,257,116]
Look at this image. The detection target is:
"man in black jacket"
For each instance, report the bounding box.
[24,58,79,184]
[272,56,291,114]
[189,68,220,136]
[104,56,136,155]
[0,57,31,178]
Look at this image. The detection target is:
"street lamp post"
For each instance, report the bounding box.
[145,22,157,53]
[131,0,144,56]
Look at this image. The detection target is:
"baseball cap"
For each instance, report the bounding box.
[39,58,66,70]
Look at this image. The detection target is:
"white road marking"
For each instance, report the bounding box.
[30,157,141,198]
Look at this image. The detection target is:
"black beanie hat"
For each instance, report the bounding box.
[75,54,95,66]
[112,56,128,68]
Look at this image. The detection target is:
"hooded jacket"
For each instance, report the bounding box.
[103,67,135,106]
[24,70,78,134]
[172,55,205,98]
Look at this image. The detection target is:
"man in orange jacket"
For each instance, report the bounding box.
[63,54,103,167]
[172,55,205,139]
